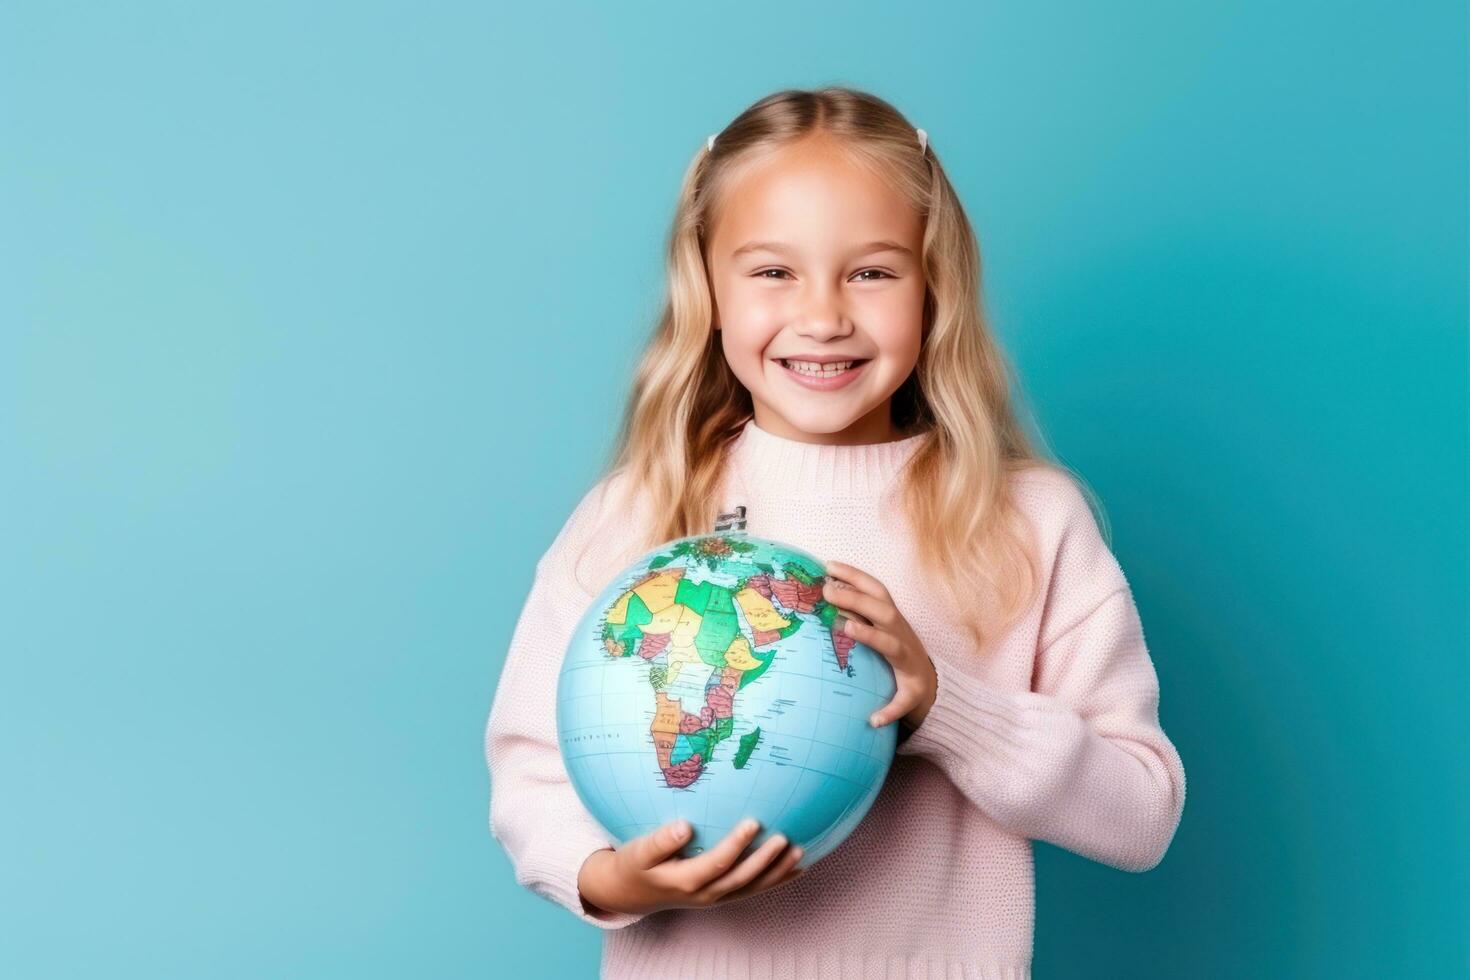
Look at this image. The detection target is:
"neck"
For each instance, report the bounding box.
[723,416,929,499]
[751,400,902,446]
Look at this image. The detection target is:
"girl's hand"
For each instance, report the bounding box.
[822,560,938,731]
[577,818,805,917]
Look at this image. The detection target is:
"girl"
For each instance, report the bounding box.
[485,86,1186,979]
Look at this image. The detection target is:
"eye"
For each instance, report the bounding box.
[752,268,896,281]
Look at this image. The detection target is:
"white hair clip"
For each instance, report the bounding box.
[707,133,716,153]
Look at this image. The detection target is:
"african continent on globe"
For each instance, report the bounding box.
[556,519,898,870]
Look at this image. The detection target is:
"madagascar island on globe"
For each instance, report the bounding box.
[556,510,898,870]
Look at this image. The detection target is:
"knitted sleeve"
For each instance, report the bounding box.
[895,478,1187,873]
[484,477,649,929]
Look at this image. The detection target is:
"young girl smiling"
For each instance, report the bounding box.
[486,86,1186,979]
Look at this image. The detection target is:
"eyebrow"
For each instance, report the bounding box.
[730,240,915,260]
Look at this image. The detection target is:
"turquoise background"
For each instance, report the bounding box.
[3,2,1464,977]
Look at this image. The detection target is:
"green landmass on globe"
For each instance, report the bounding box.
[733,726,762,770]
[596,535,858,790]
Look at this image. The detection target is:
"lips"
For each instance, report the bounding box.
[774,357,870,391]
[774,354,870,364]
[780,358,863,376]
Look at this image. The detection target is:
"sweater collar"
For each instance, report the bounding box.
[724,417,929,498]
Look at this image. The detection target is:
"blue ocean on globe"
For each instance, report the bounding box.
[556,527,899,869]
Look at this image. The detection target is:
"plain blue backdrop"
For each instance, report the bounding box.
[3,2,1465,977]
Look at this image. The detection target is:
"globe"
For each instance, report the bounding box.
[556,519,898,871]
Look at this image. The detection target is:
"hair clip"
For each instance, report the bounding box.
[707,133,716,153]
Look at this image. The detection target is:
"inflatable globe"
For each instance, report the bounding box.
[556,518,898,870]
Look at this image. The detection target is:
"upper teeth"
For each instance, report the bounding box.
[785,359,855,376]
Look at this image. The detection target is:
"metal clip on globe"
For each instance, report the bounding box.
[713,504,747,534]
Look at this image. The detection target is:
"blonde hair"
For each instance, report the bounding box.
[581,86,1106,654]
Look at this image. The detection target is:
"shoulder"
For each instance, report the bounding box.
[1006,462,1098,534]
[1007,462,1128,595]
[545,468,636,555]
[539,467,653,599]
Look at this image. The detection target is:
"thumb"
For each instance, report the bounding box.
[633,819,692,869]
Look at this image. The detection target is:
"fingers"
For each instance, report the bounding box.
[715,839,807,904]
[644,818,809,908]
[699,831,797,902]
[824,560,892,603]
[838,614,902,658]
[869,689,924,727]
[675,817,763,884]
[823,579,894,630]
[633,818,693,870]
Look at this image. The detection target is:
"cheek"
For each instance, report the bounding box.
[871,279,926,321]
[726,280,785,320]
[863,291,925,357]
[718,320,778,388]
[719,295,787,360]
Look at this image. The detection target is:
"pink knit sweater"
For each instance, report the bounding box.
[485,418,1186,979]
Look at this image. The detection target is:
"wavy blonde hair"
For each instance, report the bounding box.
[579,86,1105,654]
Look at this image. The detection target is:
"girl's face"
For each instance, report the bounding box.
[706,138,926,445]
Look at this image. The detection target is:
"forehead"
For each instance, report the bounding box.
[709,141,922,254]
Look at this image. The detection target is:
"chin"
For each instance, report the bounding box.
[775,405,866,436]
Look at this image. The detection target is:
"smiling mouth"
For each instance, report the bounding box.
[777,358,870,377]
[773,357,871,390]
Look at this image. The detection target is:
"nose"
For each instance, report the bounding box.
[795,284,852,341]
